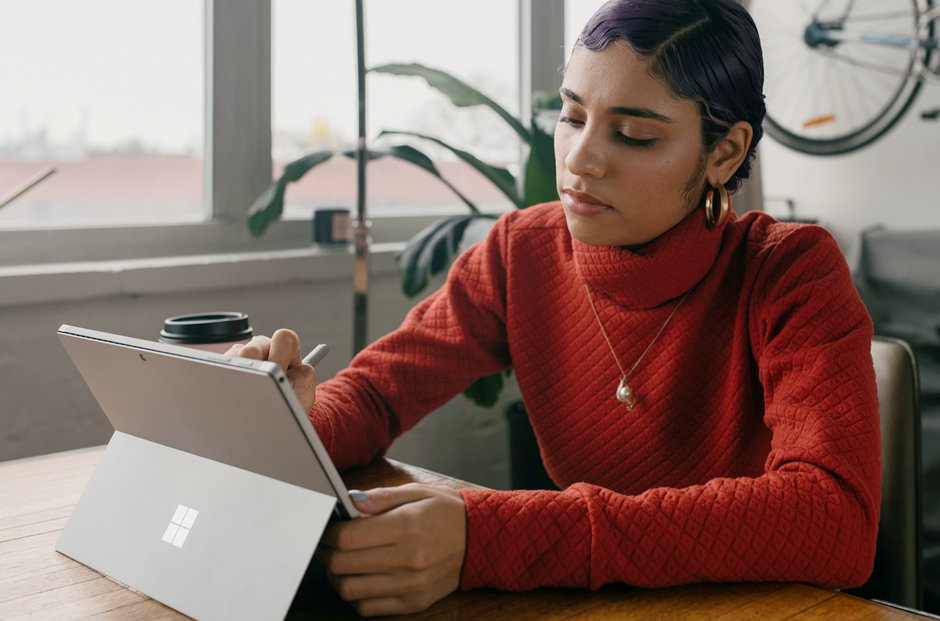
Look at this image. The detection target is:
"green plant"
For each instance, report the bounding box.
[247,63,561,406]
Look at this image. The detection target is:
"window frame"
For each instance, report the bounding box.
[0,0,558,268]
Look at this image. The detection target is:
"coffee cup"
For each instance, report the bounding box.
[159,312,253,354]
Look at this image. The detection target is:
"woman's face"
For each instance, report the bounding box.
[555,41,719,248]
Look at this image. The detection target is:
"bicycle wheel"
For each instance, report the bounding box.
[749,0,934,156]
[918,4,940,84]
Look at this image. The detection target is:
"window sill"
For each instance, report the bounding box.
[0,207,500,267]
[0,242,406,308]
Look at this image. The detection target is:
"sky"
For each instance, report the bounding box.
[0,0,606,156]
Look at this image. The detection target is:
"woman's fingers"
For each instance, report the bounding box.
[268,329,302,374]
[317,537,442,576]
[317,485,467,616]
[286,364,317,412]
[326,568,429,602]
[316,543,399,575]
[321,509,411,551]
[350,597,413,618]
[223,329,316,412]
[234,335,272,361]
[321,485,433,550]
[229,329,302,375]
[351,483,435,516]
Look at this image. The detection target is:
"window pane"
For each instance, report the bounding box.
[0,0,204,228]
[273,0,520,218]
[566,0,606,61]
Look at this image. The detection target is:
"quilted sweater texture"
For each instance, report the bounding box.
[310,200,881,592]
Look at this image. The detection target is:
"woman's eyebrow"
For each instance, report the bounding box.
[559,87,674,123]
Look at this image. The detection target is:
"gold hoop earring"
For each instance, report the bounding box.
[705,183,730,228]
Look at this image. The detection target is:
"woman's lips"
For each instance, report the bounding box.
[563,190,612,216]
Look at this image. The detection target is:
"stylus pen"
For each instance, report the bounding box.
[302,344,329,367]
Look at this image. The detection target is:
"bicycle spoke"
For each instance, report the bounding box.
[751,8,804,38]
[812,0,832,21]
[800,0,813,18]
[820,54,838,138]
[805,48,825,134]
[774,52,809,117]
[761,33,814,64]
[850,43,912,78]
[825,50,909,77]
[833,56,857,133]
[837,45,909,87]
[846,57,886,118]
[778,52,817,130]
[757,22,803,40]
[844,11,916,23]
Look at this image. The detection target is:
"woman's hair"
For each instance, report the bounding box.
[576,0,766,194]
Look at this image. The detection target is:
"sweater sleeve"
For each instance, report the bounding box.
[308,214,512,471]
[458,226,881,591]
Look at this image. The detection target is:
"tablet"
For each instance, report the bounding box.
[55,324,361,620]
[56,324,360,520]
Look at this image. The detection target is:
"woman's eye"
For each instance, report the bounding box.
[617,134,656,148]
[558,117,655,149]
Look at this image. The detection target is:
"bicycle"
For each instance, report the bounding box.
[748,0,940,155]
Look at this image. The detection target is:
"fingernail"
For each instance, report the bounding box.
[349,490,368,503]
[289,379,295,389]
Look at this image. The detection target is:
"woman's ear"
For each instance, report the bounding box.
[706,121,754,186]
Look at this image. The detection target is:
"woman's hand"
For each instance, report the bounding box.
[224,328,317,413]
[316,483,467,617]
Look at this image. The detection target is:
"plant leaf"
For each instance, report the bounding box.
[523,116,559,207]
[462,372,505,407]
[247,150,335,236]
[458,217,498,253]
[532,89,563,111]
[380,130,522,209]
[339,148,387,162]
[369,63,532,148]
[344,144,480,214]
[397,214,496,297]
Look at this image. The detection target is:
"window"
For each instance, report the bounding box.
[0,0,204,228]
[0,1,539,267]
[272,0,520,219]
[566,0,606,62]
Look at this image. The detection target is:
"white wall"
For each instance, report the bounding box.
[759,85,940,254]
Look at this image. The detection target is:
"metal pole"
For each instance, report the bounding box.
[0,167,56,211]
[353,0,370,354]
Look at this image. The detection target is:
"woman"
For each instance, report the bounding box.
[230,0,880,616]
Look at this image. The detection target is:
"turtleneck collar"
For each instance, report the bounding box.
[571,206,732,309]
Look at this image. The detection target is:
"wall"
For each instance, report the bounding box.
[759,85,940,255]
[0,249,518,490]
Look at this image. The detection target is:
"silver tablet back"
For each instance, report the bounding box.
[57,431,335,621]
[55,326,353,621]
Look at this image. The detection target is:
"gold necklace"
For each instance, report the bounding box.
[585,284,693,411]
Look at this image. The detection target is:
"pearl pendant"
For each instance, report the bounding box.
[616,377,635,411]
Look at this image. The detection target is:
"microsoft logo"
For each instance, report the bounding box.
[162,504,199,548]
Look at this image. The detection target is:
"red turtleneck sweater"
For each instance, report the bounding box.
[311,201,880,591]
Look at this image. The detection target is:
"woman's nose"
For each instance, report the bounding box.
[564,129,606,179]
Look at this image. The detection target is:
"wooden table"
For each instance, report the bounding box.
[0,447,931,620]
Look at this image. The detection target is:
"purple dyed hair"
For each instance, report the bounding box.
[575,0,766,194]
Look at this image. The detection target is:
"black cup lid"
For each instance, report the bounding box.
[159,312,253,345]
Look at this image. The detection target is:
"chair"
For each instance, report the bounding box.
[845,336,923,610]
